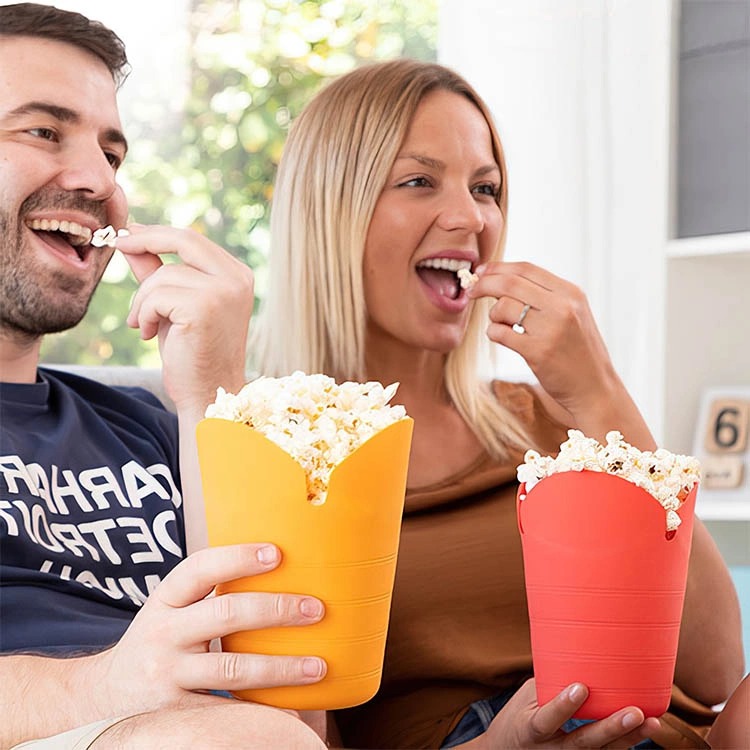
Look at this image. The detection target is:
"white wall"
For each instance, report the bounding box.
[438,0,674,440]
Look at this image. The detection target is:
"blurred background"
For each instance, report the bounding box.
[33,0,749,662]
[38,0,438,368]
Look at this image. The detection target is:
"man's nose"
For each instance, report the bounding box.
[55,139,118,201]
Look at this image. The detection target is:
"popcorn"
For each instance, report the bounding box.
[205,371,408,505]
[517,430,701,531]
[457,267,479,290]
[91,225,130,248]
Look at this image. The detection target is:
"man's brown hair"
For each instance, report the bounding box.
[0,2,130,87]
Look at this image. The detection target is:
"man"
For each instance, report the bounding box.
[0,4,327,747]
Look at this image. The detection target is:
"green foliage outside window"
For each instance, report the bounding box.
[40,0,437,367]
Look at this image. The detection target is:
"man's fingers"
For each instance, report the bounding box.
[121,246,163,283]
[176,651,327,692]
[155,544,282,608]
[175,591,325,644]
[116,224,238,274]
[126,264,224,330]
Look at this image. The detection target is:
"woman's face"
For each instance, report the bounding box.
[363,89,503,356]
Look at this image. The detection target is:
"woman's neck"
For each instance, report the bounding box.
[364,343,449,410]
[363,334,484,487]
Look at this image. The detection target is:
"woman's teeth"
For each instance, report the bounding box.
[416,257,473,272]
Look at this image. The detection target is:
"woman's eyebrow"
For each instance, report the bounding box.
[6,100,129,155]
[396,153,444,170]
[474,164,501,178]
[396,152,500,179]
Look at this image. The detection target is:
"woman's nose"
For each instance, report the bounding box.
[436,188,484,234]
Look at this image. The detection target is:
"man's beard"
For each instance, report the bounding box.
[0,189,108,338]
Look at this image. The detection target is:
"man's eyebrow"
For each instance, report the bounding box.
[7,101,129,155]
[9,101,79,123]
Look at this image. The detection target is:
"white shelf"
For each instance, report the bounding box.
[666,231,750,259]
[696,498,750,521]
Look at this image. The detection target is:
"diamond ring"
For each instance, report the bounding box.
[512,303,531,335]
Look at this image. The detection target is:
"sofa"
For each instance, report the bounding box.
[43,364,175,412]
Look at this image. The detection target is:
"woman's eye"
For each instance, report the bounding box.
[400,176,431,188]
[28,127,57,142]
[473,183,499,198]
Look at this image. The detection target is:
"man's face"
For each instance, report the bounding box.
[0,35,129,338]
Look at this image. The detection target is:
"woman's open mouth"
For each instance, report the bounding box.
[415,257,474,301]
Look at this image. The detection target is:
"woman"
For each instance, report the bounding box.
[251,59,746,749]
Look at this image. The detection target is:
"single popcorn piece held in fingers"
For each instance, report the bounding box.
[91,225,130,248]
[457,267,479,290]
[516,430,701,532]
[205,371,408,505]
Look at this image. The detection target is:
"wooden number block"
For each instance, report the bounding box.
[702,455,745,489]
[703,399,749,454]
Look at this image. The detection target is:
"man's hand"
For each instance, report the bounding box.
[116,224,254,416]
[87,543,326,719]
[2,544,326,747]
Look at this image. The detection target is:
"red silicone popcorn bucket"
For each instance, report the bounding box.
[197,416,413,710]
[516,470,697,719]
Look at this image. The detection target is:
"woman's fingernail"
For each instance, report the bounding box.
[302,657,325,678]
[299,597,323,619]
[256,544,278,565]
[567,683,585,702]
[475,264,486,275]
[622,712,641,730]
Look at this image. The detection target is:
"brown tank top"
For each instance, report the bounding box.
[334,382,568,748]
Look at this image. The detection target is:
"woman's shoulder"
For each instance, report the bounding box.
[488,378,536,406]
[488,379,545,420]
[488,379,569,449]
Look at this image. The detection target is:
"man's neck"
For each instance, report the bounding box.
[0,332,43,383]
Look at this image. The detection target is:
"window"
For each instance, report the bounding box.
[39,0,437,366]
[676,0,750,238]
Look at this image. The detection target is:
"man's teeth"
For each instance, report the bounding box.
[26,218,92,247]
[416,258,473,272]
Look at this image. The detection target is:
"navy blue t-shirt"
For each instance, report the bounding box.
[0,367,184,654]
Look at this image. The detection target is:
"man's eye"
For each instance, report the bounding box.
[28,127,58,141]
[105,152,122,169]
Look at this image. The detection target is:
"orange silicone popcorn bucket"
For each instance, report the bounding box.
[196,416,413,710]
[516,470,697,719]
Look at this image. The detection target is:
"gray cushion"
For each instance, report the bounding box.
[42,364,175,413]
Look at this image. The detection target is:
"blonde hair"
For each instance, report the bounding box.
[251,59,530,459]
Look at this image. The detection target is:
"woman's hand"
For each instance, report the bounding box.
[468,261,654,446]
[86,543,326,720]
[459,679,661,749]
